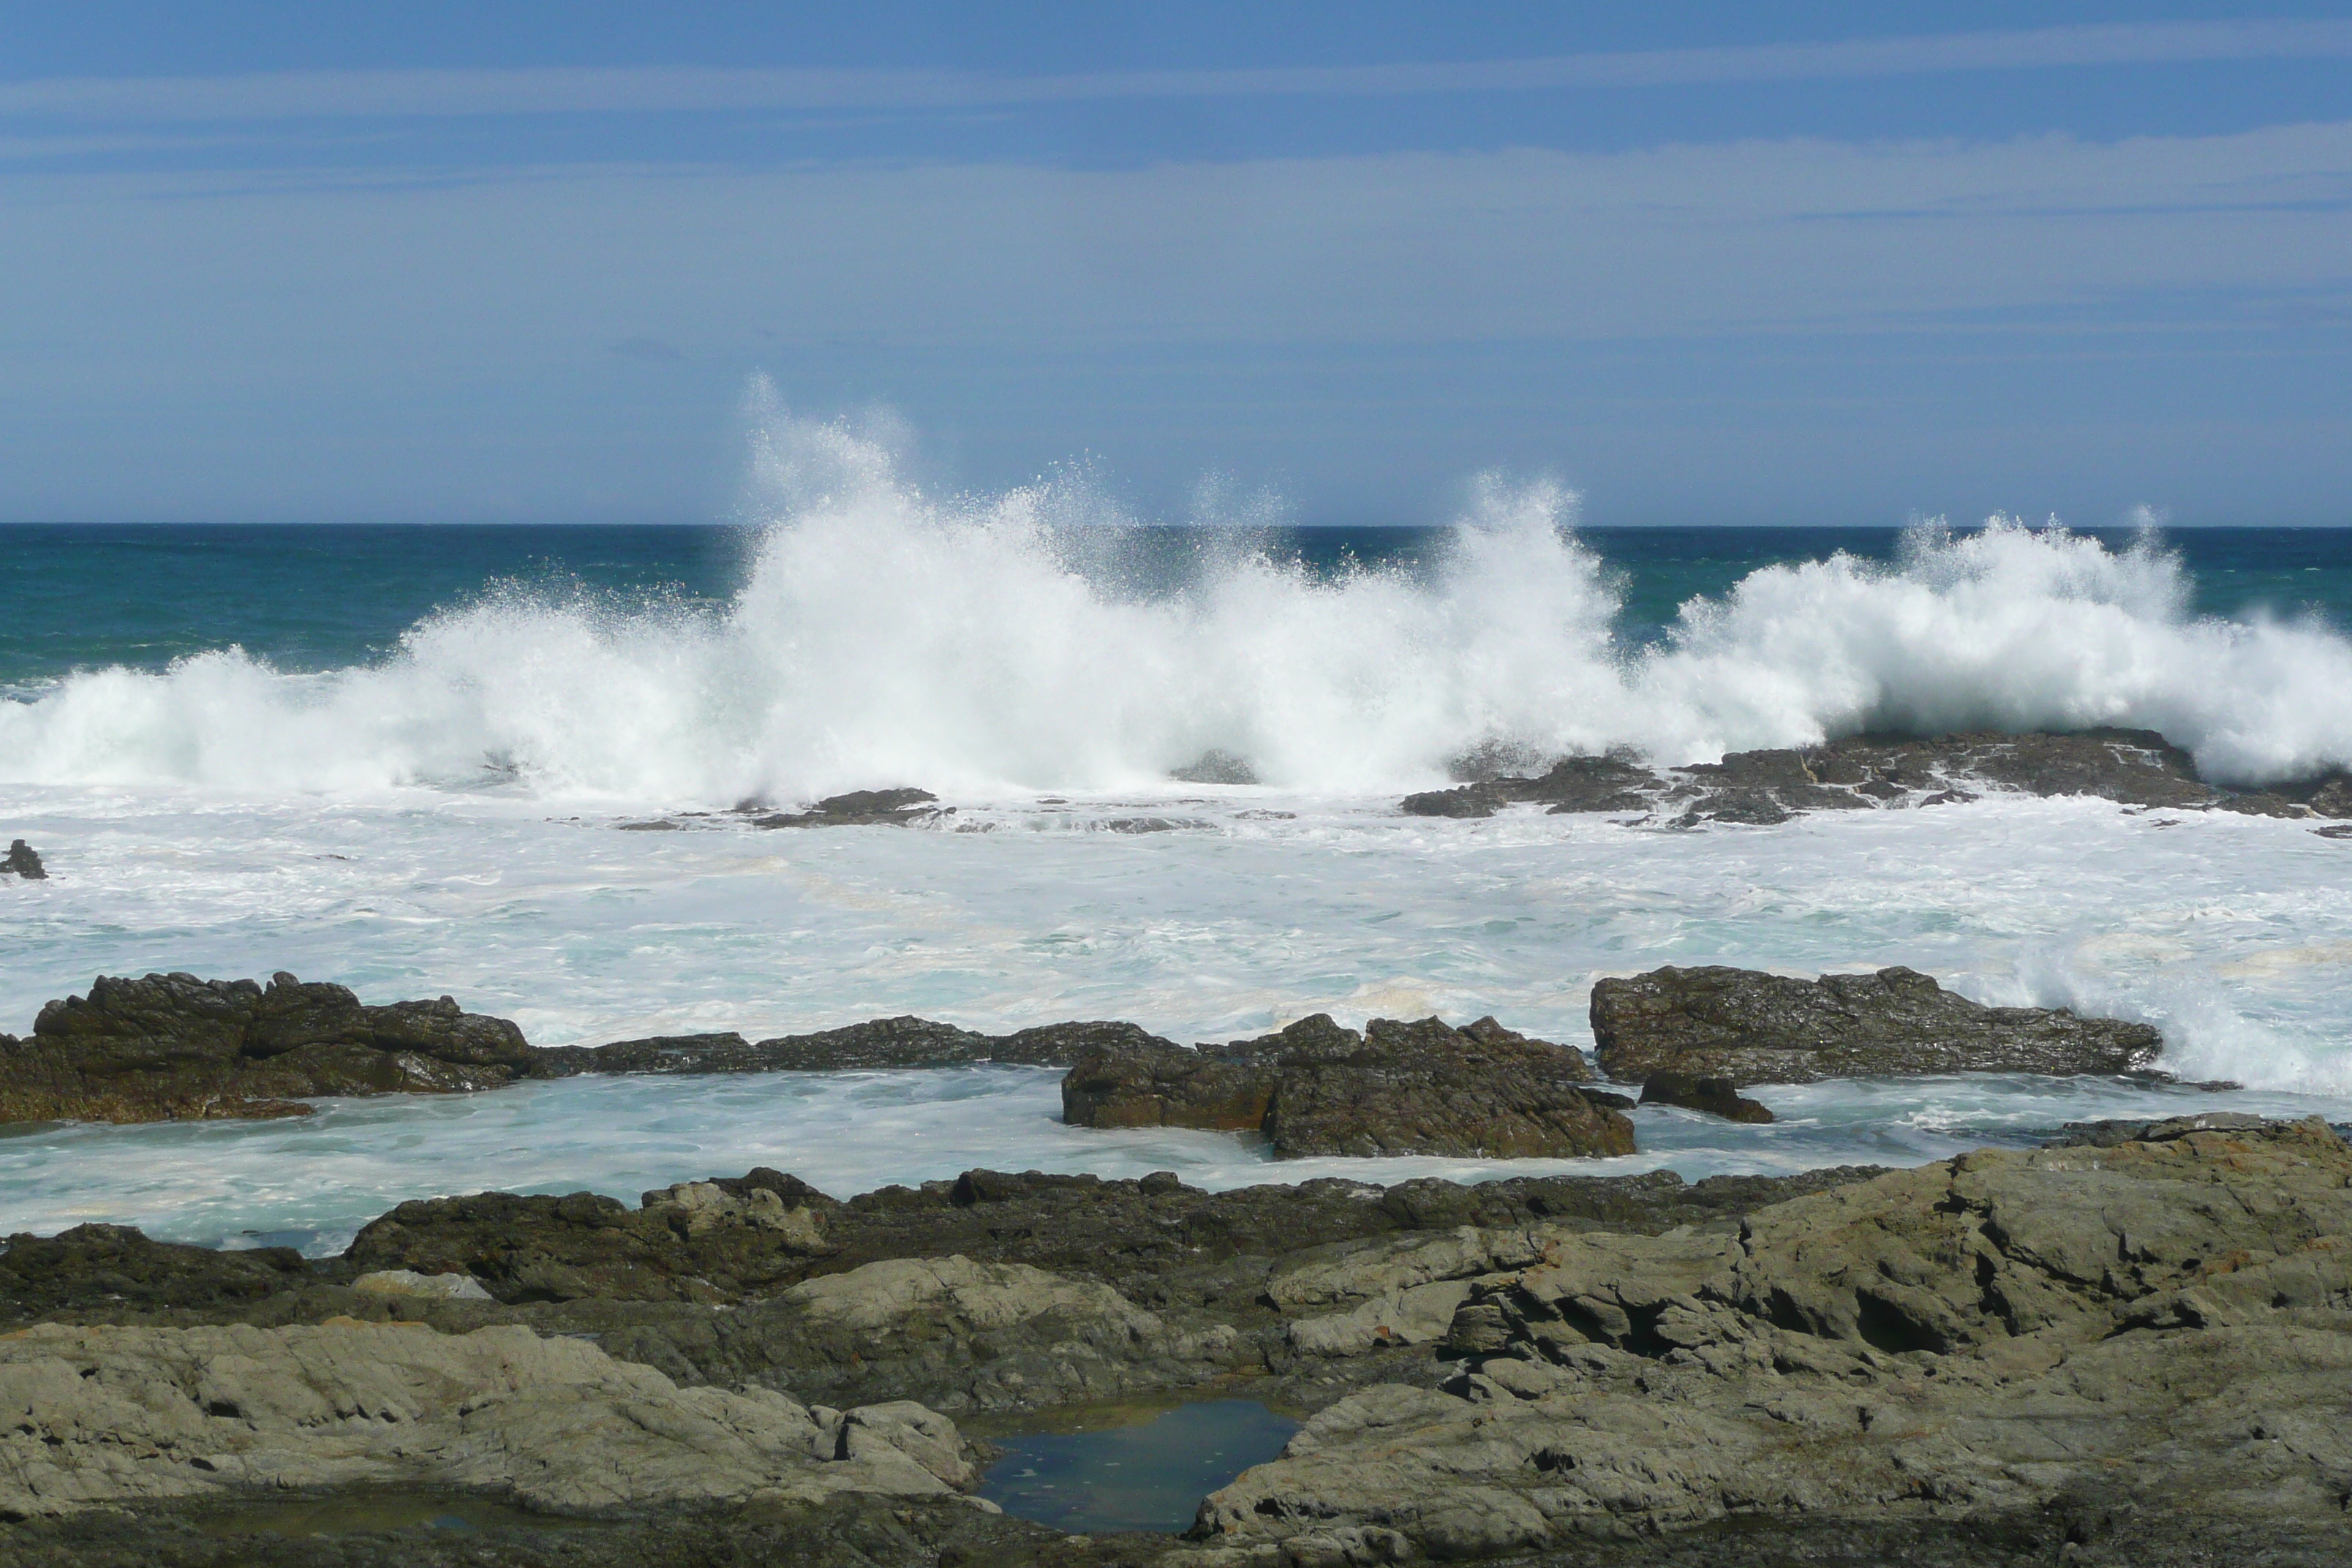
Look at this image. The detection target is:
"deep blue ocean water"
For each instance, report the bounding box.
[5,523,2347,688]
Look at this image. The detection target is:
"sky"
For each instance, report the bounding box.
[1,3,2348,526]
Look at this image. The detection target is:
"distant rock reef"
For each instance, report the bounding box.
[1401,727,2352,826]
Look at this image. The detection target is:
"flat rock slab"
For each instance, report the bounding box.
[0,1318,970,1518]
[1589,963,2163,1085]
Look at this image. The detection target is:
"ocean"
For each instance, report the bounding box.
[5,426,2352,1254]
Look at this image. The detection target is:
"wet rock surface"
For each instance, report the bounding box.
[1404,728,2352,826]
[0,973,538,1125]
[1590,963,2165,1085]
[2,838,45,878]
[1060,1014,1629,1158]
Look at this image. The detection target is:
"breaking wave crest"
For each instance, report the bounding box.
[5,415,2351,802]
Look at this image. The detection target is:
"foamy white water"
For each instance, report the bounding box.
[2,783,2350,1249]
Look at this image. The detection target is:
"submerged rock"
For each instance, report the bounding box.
[3,838,45,878]
[1061,1014,1632,1159]
[0,972,539,1126]
[1589,963,2164,1085]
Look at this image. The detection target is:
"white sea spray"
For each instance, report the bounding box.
[4,413,2348,799]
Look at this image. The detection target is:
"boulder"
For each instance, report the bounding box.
[1638,1071,1775,1123]
[1589,963,2164,1085]
[1062,1014,1632,1159]
[3,838,45,878]
[0,972,538,1125]
[0,1318,972,1518]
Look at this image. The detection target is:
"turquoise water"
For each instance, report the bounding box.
[977,1399,1298,1534]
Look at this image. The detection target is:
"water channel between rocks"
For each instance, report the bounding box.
[973,1398,1300,1534]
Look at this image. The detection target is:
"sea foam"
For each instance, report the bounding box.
[4,412,2350,801]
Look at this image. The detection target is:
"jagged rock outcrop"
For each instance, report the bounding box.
[0,1318,973,1519]
[0,973,537,1125]
[1186,1117,2352,1561]
[1404,728,2352,827]
[1061,1014,1631,1158]
[1589,964,2164,1085]
[3,838,45,878]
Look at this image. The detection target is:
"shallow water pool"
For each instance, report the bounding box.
[976,1398,1300,1534]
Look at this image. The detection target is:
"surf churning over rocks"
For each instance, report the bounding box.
[2,413,2351,802]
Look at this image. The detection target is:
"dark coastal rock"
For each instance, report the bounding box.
[1062,1014,1632,1158]
[1638,1071,1775,1123]
[0,972,537,1125]
[344,1175,843,1304]
[1058,1032,1273,1130]
[2310,772,2352,816]
[1403,728,2352,828]
[0,1224,326,1323]
[2045,1110,2308,1148]
[1403,754,1662,818]
[1169,747,1260,784]
[1589,963,2166,1085]
[749,788,942,828]
[4,837,46,878]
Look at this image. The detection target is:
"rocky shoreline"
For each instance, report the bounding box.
[6,1115,2352,1564]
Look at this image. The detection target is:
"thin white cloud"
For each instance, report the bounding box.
[1,20,2348,123]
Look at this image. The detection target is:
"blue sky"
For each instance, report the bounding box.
[2,3,2349,525]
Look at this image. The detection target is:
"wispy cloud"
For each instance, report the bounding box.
[2,20,2348,124]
